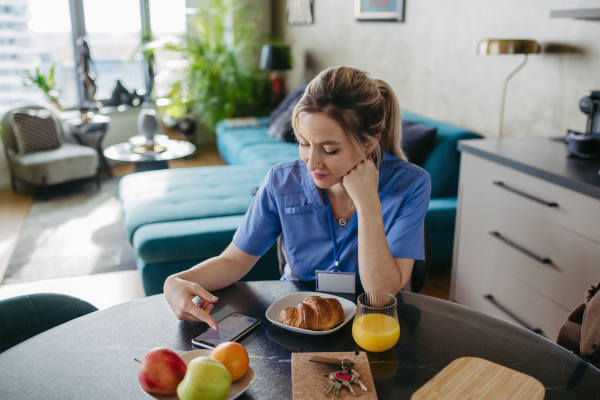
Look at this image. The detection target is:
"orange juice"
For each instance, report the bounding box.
[352,314,400,353]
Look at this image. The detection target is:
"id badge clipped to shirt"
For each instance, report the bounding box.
[316,270,356,294]
[316,188,357,294]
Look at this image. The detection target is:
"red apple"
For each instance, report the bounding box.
[138,347,187,395]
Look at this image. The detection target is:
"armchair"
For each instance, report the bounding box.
[0,103,100,200]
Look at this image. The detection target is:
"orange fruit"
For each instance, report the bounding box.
[210,342,249,382]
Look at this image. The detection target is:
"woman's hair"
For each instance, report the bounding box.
[291,66,406,166]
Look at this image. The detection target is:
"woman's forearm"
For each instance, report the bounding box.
[356,202,406,294]
[170,243,260,292]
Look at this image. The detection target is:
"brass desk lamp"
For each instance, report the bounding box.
[478,39,541,138]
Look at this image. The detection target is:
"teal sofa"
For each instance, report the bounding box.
[120,111,480,295]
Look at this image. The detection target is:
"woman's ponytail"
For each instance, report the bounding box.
[377,80,407,161]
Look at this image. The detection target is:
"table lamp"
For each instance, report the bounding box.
[260,45,292,106]
[478,39,541,138]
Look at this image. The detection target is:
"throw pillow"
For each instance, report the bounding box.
[267,82,307,127]
[401,119,437,167]
[10,109,63,155]
[268,109,296,143]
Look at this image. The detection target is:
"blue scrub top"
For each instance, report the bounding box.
[233,153,431,282]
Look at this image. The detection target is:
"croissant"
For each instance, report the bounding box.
[279,296,345,331]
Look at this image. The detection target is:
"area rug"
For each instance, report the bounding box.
[2,177,136,284]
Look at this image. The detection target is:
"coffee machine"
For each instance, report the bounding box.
[567,90,600,158]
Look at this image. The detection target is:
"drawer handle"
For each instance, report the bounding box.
[490,231,552,265]
[484,294,544,335]
[493,181,558,208]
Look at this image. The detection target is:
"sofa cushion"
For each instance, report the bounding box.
[268,83,307,126]
[10,142,98,185]
[425,198,457,232]
[215,117,269,136]
[125,198,254,243]
[216,129,277,165]
[135,250,281,296]
[119,165,271,241]
[401,119,437,167]
[134,215,246,264]
[238,143,299,166]
[267,109,296,143]
[119,165,270,210]
[402,111,480,199]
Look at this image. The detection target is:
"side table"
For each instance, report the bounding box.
[66,115,113,177]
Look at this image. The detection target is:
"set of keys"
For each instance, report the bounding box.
[309,357,368,398]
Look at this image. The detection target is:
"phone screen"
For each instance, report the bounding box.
[192,313,260,348]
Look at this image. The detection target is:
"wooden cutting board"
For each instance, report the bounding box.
[412,357,545,400]
[292,352,378,399]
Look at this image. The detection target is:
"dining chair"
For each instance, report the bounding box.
[0,293,98,354]
[276,226,432,293]
[557,281,600,367]
[410,226,432,293]
[0,102,100,200]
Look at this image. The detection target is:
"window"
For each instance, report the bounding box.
[1,0,79,108]
[0,0,187,109]
[82,0,144,99]
[148,0,187,99]
[149,0,186,36]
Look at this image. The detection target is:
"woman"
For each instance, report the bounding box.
[164,67,431,329]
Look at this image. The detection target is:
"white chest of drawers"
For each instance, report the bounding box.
[451,139,600,342]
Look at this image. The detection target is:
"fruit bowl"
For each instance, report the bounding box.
[142,350,256,400]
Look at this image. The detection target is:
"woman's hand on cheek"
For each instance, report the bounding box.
[342,154,380,210]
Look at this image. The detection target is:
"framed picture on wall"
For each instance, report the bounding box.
[287,0,314,25]
[355,0,405,22]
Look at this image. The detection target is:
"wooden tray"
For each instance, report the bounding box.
[292,352,378,399]
[412,357,545,400]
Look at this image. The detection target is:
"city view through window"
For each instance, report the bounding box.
[82,0,144,101]
[0,0,76,108]
[0,0,186,110]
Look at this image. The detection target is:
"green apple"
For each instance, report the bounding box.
[177,356,232,400]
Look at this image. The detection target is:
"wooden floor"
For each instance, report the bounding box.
[0,142,449,310]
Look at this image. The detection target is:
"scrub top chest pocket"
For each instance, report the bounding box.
[280,190,321,215]
[275,190,339,282]
[284,203,320,214]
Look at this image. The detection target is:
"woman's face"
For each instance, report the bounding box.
[297,112,364,189]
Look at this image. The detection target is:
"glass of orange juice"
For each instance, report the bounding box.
[352,292,400,353]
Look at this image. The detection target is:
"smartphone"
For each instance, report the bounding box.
[191,312,261,349]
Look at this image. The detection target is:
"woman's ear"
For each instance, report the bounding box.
[365,134,381,153]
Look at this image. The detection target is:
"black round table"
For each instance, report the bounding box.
[0,281,597,399]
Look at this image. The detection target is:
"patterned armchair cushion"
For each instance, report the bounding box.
[9,109,63,155]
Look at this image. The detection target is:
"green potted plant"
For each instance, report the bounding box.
[162,0,270,142]
[21,63,61,109]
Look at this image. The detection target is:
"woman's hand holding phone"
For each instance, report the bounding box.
[164,275,219,330]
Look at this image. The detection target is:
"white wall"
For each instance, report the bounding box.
[274,0,600,138]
